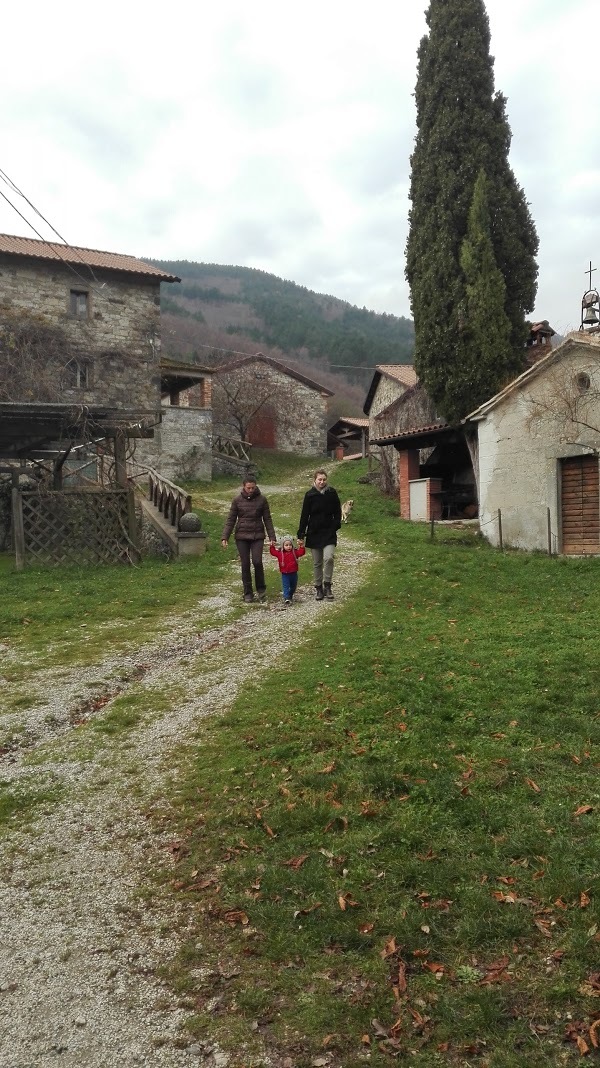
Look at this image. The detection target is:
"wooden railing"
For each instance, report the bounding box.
[148,469,192,529]
[212,435,252,462]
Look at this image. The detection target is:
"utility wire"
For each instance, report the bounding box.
[168,338,384,370]
[0,179,106,296]
[0,166,102,285]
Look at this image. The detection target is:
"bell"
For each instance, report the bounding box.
[583,304,599,325]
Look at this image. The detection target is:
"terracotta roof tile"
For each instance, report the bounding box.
[0,233,180,281]
[372,421,448,445]
[375,364,418,387]
[339,416,369,428]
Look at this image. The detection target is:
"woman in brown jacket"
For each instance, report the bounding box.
[221,475,276,602]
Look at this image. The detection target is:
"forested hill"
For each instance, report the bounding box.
[149,260,414,388]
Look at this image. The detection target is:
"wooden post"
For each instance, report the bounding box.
[113,430,128,488]
[11,486,25,571]
[547,507,552,555]
[126,486,141,562]
[361,430,367,459]
[498,509,503,551]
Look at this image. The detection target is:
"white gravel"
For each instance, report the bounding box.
[0,540,373,1068]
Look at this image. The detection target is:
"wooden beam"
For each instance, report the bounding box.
[11,487,25,571]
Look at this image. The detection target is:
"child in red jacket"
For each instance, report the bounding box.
[269,535,306,605]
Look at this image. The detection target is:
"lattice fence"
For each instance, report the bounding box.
[19,489,135,566]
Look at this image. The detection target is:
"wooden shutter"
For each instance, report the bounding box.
[561,455,600,555]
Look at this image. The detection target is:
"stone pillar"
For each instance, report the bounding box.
[399,449,420,519]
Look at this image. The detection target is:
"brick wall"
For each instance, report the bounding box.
[399,449,420,519]
[0,254,162,411]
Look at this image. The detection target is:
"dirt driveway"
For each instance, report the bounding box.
[0,492,372,1068]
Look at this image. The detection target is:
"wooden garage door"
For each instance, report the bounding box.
[561,455,600,555]
[247,405,276,448]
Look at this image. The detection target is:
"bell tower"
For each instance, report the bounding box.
[580,261,600,332]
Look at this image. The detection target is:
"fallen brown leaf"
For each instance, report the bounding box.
[223,909,249,926]
[525,778,541,793]
[574,804,594,817]
[338,891,360,910]
[283,854,309,870]
[381,937,399,959]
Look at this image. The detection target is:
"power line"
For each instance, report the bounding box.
[0,167,103,285]
[0,177,106,296]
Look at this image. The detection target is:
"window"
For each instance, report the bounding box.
[63,359,90,389]
[69,289,89,319]
[575,372,591,394]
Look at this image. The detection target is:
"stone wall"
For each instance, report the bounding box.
[0,255,162,411]
[136,406,212,483]
[372,384,437,495]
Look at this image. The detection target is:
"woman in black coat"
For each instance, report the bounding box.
[297,469,341,601]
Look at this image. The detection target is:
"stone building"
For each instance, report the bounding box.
[469,331,600,554]
[0,233,179,410]
[363,364,418,492]
[212,353,333,455]
[0,234,216,482]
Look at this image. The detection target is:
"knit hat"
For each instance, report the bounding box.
[280,533,295,547]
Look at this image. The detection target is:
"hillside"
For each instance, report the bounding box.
[150,261,414,413]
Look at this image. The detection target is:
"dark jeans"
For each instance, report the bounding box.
[281,572,298,600]
[236,538,265,596]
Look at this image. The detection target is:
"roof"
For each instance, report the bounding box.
[466,331,600,422]
[529,320,556,336]
[0,402,158,460]
[0,234,180,282]
[337,416,369,428]
[363,364,418,414]
[376,364,418,387]
[371,421,450,448]
[212,352,334,396]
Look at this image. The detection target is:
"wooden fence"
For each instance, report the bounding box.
[12,487,139,569]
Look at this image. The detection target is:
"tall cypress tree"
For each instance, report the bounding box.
[405,0,538,424]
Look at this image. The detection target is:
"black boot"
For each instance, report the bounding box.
[315,584,324,601]
[324,582,334,600]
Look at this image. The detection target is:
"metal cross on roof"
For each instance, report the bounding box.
[585,260,597,290]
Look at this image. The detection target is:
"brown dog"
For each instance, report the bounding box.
[341,499,354,523]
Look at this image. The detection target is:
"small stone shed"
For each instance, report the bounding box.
[468,331,600,554]
[212,352,333,455]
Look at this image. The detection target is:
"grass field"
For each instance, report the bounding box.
[2,453,599,1066]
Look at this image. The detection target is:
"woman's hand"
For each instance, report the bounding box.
[221,539,228,549]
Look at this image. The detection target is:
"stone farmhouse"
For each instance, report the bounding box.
[0,233,214,483]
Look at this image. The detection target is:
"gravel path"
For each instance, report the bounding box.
[0,535,373,1068]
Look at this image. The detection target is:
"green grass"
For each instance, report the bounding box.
[3,452,599,1065]
[157,462,600,1067]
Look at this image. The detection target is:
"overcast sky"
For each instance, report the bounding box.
[0,0,598,336]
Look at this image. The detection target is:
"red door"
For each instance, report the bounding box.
[247,405,276,447]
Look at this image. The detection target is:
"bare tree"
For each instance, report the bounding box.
[0,310,84,402]
[212,363,303,444]
[523,358,600,451]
